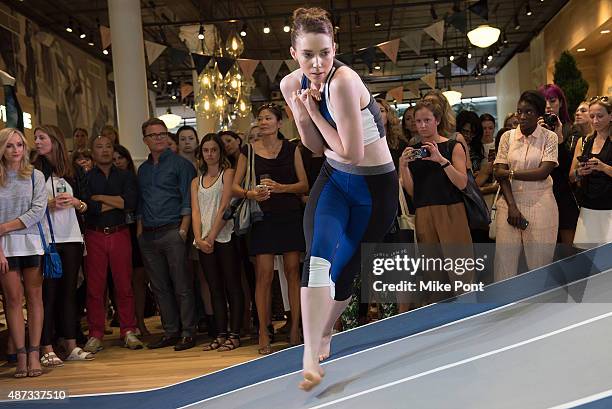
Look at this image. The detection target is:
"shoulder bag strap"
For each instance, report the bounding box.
[31,173,49,250]
[398,178,409,217]
[249,143,257,189]
[244,143,252,190]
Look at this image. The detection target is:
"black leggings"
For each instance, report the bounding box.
[198,238,244,335]
[41,242,83,345]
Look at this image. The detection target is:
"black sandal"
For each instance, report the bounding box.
[202,336,227,351]
[27,346,42,378]
[14,347,27,379]
[217,333,240,352]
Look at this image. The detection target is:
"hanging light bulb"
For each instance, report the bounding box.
[102,49,109,55]
[283,19,290,33]
[66,17,74,33]
[263,22,271,34]
[225,30,244,57]
[525,2,533,16]
[449,55,455,61]
[434,56,440,65]
[374,12,382,27]
[240,23,247,37]
[467,25,501,48]
[198,24,205,40]
[514,15,521,30]
[467,51,472,59]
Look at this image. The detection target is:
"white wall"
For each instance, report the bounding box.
[495,52,532,122]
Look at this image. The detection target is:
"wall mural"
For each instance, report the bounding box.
[0,11,114,147]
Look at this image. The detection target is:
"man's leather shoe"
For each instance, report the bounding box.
[174,336,196,351]
[147,335,179,349]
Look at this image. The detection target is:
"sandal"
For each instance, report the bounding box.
[27,346,43,377]
[40,351,64,368]
[14,347,27,378]
[65,347,95,361]
[202,336,227,351]
[217,333,240,352]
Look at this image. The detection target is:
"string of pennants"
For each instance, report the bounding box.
[99,0,489,102]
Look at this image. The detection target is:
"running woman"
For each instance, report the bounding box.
[281,7,398,391]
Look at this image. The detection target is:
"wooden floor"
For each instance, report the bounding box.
[0,317,293,396]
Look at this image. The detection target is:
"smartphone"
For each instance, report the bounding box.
[577,155,589,164]
[543,113,558,130]
[411,147,431,160]
[255,184,269,192]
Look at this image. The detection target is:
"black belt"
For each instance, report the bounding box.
[89,225,129,235]
[142,223,180,233]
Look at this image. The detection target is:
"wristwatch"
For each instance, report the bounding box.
[440,160,451,169]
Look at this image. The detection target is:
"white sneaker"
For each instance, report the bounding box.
[124,331,144,350]
[0,70,15,86]
[83,337,104,354]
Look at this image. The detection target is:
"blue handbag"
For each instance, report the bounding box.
[31,173,63,278]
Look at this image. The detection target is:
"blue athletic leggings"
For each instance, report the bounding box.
[302,159,398,301]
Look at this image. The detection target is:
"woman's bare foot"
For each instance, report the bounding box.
[299,365,325,391]
[318,332,332,362]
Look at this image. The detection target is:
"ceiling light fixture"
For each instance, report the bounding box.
[283,19,290,33]
[467,52,472,59]
[263,22,271,34]
[374,63,381,70]
[601,29,611,34]
[514,15,521,30]
[430,4,438,20]
[240,23,247,37]
[374,12,382,27]
[159,107,182,129]
[434,56,440,64]
[576,48,586,52]
[467,25,501,48]
[333,16,341,30]
[525,2,532,16]
[198,24,205,40]
[449,55,454,61]
[102,49,109,55]
[66,17,74,33]
[355,12,361,28]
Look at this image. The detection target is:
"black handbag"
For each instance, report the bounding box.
[448,140,491,230]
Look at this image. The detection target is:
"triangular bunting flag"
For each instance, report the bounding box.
[357,47,377,69]
[421,72,437,89]
[424,20,445,46]
[447,11,467,34]
[468,0,489,20]
[377,39,400,63]
[438,64,452,79]
[336,53,355,65]
[284,59,299,72]
[170,48,189,66]
[180,83,193,100]
[191,54,212,75]
[407,81,421,98]
[401,31,422,55]
[215,57,235,77]
[387,86,403,102]
[237,59,260,79]
[145,40,167,65]
[452,56,468,72]
[261,60,283,82]
[100,25,111,50]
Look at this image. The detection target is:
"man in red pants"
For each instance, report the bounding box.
[83,134,142,352]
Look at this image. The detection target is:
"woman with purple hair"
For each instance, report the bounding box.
[538,84,579,246]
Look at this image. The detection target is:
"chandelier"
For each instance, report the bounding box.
[194,29,254,130]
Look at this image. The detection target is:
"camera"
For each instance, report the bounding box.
[577,154,589,164]
[543,113,558,130]
[411,147,431,160]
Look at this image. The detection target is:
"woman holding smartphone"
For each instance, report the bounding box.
[493,91,559,281]
[570,96,612,249]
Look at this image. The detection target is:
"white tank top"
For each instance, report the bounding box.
[196,170,233,243]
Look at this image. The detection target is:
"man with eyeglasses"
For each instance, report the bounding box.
[136,118,197,351]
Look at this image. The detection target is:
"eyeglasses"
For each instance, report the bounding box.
[145,132,168,140]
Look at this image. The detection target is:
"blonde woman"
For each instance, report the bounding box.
[0,128,47,377]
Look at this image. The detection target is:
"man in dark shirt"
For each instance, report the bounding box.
[137,118,197,351]
[83,134,143,353]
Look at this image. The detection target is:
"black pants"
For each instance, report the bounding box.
[41,242,83,345]
[198,238,244,335]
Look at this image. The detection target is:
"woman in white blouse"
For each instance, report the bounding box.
[0,128,47,378]
[33,125,92,366]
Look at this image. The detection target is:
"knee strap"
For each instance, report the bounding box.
[308,256,331,288]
